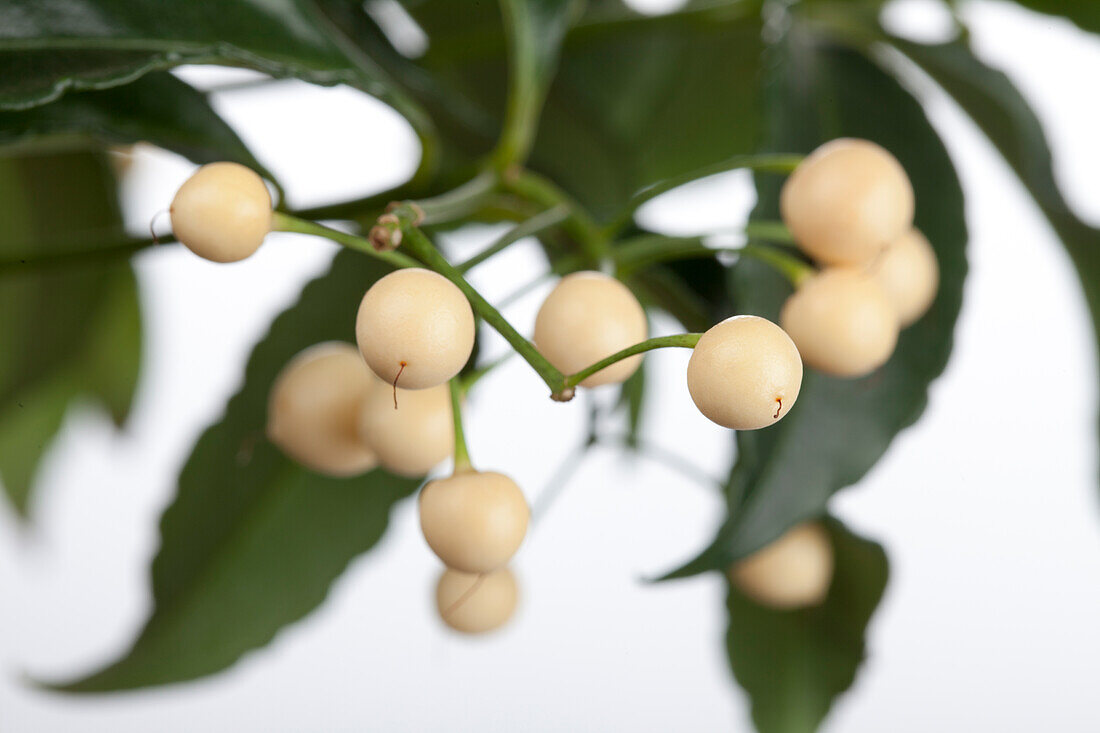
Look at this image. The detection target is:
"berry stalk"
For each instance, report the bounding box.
[449,378,472,472]
[271,213,420,269]
[560,333,702,394]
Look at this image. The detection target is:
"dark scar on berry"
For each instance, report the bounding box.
[774,398,782,419]
[392,361,407,409]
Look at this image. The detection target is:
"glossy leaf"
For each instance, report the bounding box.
[0,149,142,516]
[49,249,420,691]
[663,38,966,576]
[0,0,430,156]
[726,518,889,733]
[0,72,270,176]
[891,38,1100,482]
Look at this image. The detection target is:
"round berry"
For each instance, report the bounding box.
[729,522,834,609]
[435,568,518,634]
[687,316,802,430]
[534,271,648,387]
[869,228,939,327]
[266,342,377,477]
[780,269,899,378]
[419,470,529,573]
[170,162,272,263]
[781,139,914,266]
[356,268,475,390]
[358,381,452,477]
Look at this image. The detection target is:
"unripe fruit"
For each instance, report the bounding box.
[780,269,899,378]
[419,470,529,573]
[781,139,914,266]
[687,316,802,430]
[358,381,452,477]
[266,342,377,477]
[356,268,475,390]
[869,228,939,327]
[170,162,272,263]
[730,522,834,610]
[534,271,648,387]
[435,568,518,634]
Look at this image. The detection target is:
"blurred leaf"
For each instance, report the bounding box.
[0,149,142,516]
[1006,0,1100,34]
[0,72,271,177]
[49,250,420,691]
[663,36,966,577]
[726,517,888,733]
[0,0,432,163]
[352,1,766,218]
[890,38,1100,487]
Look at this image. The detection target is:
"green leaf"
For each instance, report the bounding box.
[889,38,1100,486]
[1005,0,1100,34]
[0,72,270,177]
[0,0,432,164]
[663,37,967,576]
[726,517,889,733]
[48,249,420,692]
[616,360,646,449]
[0,149,142,516]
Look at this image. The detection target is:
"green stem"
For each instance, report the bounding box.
[490,0,541,169]
[563,334,701,391]
[392,220,567,394]
[739,242,814,287]
[388,170,499,226]
[604,153,804,236]
[503,170,607,264]
[449,379,472,472]
[271,213,421,269]
[457,204,570,273]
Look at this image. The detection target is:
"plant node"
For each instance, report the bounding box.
[551,387,576,403]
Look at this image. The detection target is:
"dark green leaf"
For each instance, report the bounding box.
[616,360,646,449]
[0,149,142,516]
[48,250,420,691]
[0,0,431,154]
[0,72,270,177]
[890,38,1100,488]
[663,37,966,576]
[726,517,889,733]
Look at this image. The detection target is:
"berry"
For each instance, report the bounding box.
[780,269,899,378]
[170,162,272,263]
[435,568,519,634]
[534,271,647,387]
[358,381,452,477]
[419,470,529,573]
[266,342,377,477]
[729,522,834,609]
[869,228,939,327]
[356,268,475,390]
[687,316,802,430]
[781,139,914,266]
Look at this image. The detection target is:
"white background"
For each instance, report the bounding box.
[2,0,1099,730]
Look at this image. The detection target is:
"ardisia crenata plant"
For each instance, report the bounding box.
[2,1,1098,731]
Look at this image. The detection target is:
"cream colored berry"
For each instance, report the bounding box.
[869,228,939,327]
[266,342,377,477]
[436,568,519,634]
[780,269,899,378]
[170,162,271,263]
[419,470,529,573]
[358,381,452,477]
[356,268,475,390]
[781,139,914,266]
[534,271,648,387]
[730,522,834,609]
[686,316,802,430]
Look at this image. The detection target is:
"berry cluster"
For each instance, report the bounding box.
[167,135,937,623]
